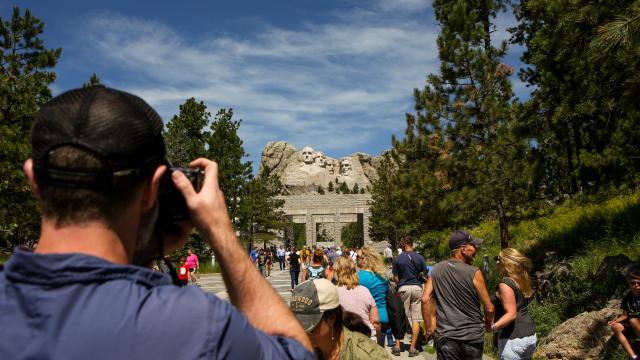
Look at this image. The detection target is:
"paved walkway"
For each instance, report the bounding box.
[198,268,493,359]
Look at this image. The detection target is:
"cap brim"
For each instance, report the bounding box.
[295,312,324,332]
[470,237,483,246]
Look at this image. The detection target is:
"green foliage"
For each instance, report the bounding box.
[338,181,349,194]
[512,0,640,195]
[0,7,60,249]
[317,185,325,194]
[327,181,334,193]
[341,223,360,249]
[237,172,286,248]
[82,73,101,87]
[291,223,306,249]
[206,108,252,227]
[351,183,359,194]
[164,98,211,167]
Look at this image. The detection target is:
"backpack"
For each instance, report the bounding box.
[308,266,325,280]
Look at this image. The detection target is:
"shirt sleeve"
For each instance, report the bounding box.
[205,294,315,360]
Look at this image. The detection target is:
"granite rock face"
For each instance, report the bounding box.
[258,141,383,195]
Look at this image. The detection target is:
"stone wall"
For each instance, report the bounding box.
[278,193,373,247]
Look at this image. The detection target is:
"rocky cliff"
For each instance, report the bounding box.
[258,141,384,195]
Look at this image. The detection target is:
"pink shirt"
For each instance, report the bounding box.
[186,254,198,269]
[336,285,377,336]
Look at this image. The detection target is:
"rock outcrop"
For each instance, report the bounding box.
[538,300,621,360]
[258,142,384,195]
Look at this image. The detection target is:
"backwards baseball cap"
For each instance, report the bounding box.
[449,230,483,250]
[290,279,340,332]
[31,85,166,189]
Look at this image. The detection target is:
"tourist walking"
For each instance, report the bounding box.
[257,249,266,277]
[333,256,381,339]
[289,248,301,289]
[186,248,199,284]
[392,236,427,357]
[266,250,273,277]
[422,230,494,360]
[357,247,394,349]
[290,279,392,359]
[278,245,286,270]
[491,248,537,360]
[302,249,327,281]
[384,244,393,267]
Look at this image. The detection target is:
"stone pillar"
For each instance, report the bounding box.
[334,212,341,247]
[363,209,371,245]
[305,212,315,247]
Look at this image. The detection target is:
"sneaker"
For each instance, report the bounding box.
[408,349,420,357]
[391,347,401,356]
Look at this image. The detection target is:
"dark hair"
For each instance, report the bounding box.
[401,235,413,247]
[313,249,324,263]
[38,146,145,227]
[321,306,371,337]
[627,265,640,281]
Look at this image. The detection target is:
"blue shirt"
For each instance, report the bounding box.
[392,251,427,287]
[0,248,313,360]
[358,269,389,323]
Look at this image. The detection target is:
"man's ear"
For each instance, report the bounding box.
[23,159,40,197]
[141,165,167,212]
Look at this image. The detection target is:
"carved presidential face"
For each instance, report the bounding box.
[314,152,326,167]
[340,158,353,176]
[325,159,334,173]
[302,146,315,164]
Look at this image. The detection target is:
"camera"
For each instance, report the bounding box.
[158,167,204,223]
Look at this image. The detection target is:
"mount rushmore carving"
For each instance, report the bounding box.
[258,141,384,195]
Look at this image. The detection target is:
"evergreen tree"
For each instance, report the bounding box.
[82,73,101,87]
[327,181,334,193]
[339,182,349,194]
[0,7,61,249]
[206,108,252,227]
[317,185,325,194]
[512,0,640,194]
[164,98,210,167]
[351,183,359,194]
[238,172,286,248]
[360,188,365,194]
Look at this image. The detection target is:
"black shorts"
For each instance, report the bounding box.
[189,268,196,273]
[622,317,640,339]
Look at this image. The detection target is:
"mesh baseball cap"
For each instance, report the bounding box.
[290,279,340,332]
[31,85,166,188]
[449,229,483,250]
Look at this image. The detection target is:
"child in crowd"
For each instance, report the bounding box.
[609,266,640,360]
[178,258,189,287]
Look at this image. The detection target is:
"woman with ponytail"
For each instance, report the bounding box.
[491,248,537,360]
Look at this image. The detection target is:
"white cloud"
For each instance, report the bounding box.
[79,6,441,165]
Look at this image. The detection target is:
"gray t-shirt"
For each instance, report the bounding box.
[431,259,484,342]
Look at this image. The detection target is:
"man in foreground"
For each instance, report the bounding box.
[422,230,494,360]
[0,86,313,359]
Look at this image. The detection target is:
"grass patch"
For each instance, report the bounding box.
[199,260,221,274]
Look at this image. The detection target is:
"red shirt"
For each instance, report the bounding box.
[178,265,190,280]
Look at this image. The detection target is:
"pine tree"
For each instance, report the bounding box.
[327,181,334,193]
[238,172,286,248]
[351,183,359,194]
[317,185,325,195]
[82,73,101,87]
[0,7,61,249]
[164,98,210,167]
[339,182,349,194]
[206,108,252,228]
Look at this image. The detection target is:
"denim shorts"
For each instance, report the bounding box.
[498,334,537,360]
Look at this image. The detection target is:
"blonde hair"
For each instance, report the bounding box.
[498,248,533,298]
[358,247,386,277]
[333,256,359,290]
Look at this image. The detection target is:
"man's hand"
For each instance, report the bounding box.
[172,158,232,243]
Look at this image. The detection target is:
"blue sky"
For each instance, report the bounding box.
[7,0,528,170]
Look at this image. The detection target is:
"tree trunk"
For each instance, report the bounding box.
[498,201,510,249]
[562,125,578,194]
